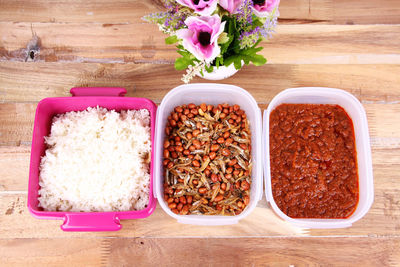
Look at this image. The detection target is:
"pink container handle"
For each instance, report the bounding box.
[70,87,127,97]
[61,213,121,231]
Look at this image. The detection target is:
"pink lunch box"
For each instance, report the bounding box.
[28,87,157,231]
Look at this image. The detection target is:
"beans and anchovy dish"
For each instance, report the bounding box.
[163,103,252,216]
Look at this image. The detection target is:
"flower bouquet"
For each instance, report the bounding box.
[144,0,280,83]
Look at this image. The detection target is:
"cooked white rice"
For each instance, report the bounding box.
[38,106,151,212]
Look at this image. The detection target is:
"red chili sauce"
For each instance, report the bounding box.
[269,104,359,219]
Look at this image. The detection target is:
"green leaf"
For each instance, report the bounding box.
[246,54,267,66]
[175,57,192,71]
[218,32,229,44]
[234,59,242,70]
[205,64,214,73]
[165,35,179,45]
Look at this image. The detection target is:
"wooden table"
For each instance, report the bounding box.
[1,0,400,266]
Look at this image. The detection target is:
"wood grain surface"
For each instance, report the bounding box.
[1,0,400,266]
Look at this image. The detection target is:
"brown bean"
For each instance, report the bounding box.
[233,169,240,176]
[237,201,243,208]
[225,138,233,146]
[191,108,198,115]
[177,203,183,211]
[212,107,218,114]
[168,146,175,152]
[241,180,250,191]
[172,208,179,214]
[175,106,183,113]
[217,137,225,144]
[189,145,196,152]
[211,173,218,183]
[216,204,222,211]
[220,113,226,119]
[176,146,183,153]
[200,103,207,112]
[168,203,177,209]
[223,131,230,139]
[222,103,229,108]
[163,159,170,166]
[164,194,169,201]
[179,196,187,204]
[192,160,200,167]
[233,104,240,111]
[192,129,200,137]
[181,114,187,121]
[184,109,190,115]
[211,144,220,152]
[192,179,199,185]
[163,149,170,158]
[209,151,216,160]
[204,169,211,177]
[226,167,233,174]
[188,154,194,159]
[234,164,241,169]
[165,127,170,135]
[193,140,201,149]
[222,148,231,157]
[198,187,207,194]
[225,173,232,179]
[223,108,229,114]
[178,178,184,183]
[228,158,237,166]
[166,187,174,194]
[174,136,181,142]
[236,117,242,123]
[174,198,180,203]
[171,152,178,159]
[172,112,179,121]
[183,149,190,156]
[207,105,213,112]
[188,103,196,109]
[175,141,182,147]
[235,181,241,189]
[164,140,170,149]
[187,195,193,204]
[231,114,238,120]
[187,113,194,118]
[167,162,174,169]
[167,198,174,204]
[186,132,193,140]
[221,183,227,191]
[180,205,189,215]
[239,143,247,150]
[214,194,224,202]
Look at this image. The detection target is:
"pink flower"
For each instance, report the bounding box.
[219,0,244,14]
[176,0,218,16]
[251,0,280,17]
[176,15,226,63]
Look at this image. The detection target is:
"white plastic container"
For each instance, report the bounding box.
[263,87,374,228]
[154,83,263,225]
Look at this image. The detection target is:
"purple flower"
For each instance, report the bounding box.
[176,15,226,63]
[219,0,245,14]
[251,0,279,17]
[176,0,218,16]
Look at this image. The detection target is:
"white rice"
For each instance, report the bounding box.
[38,106,151,212]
